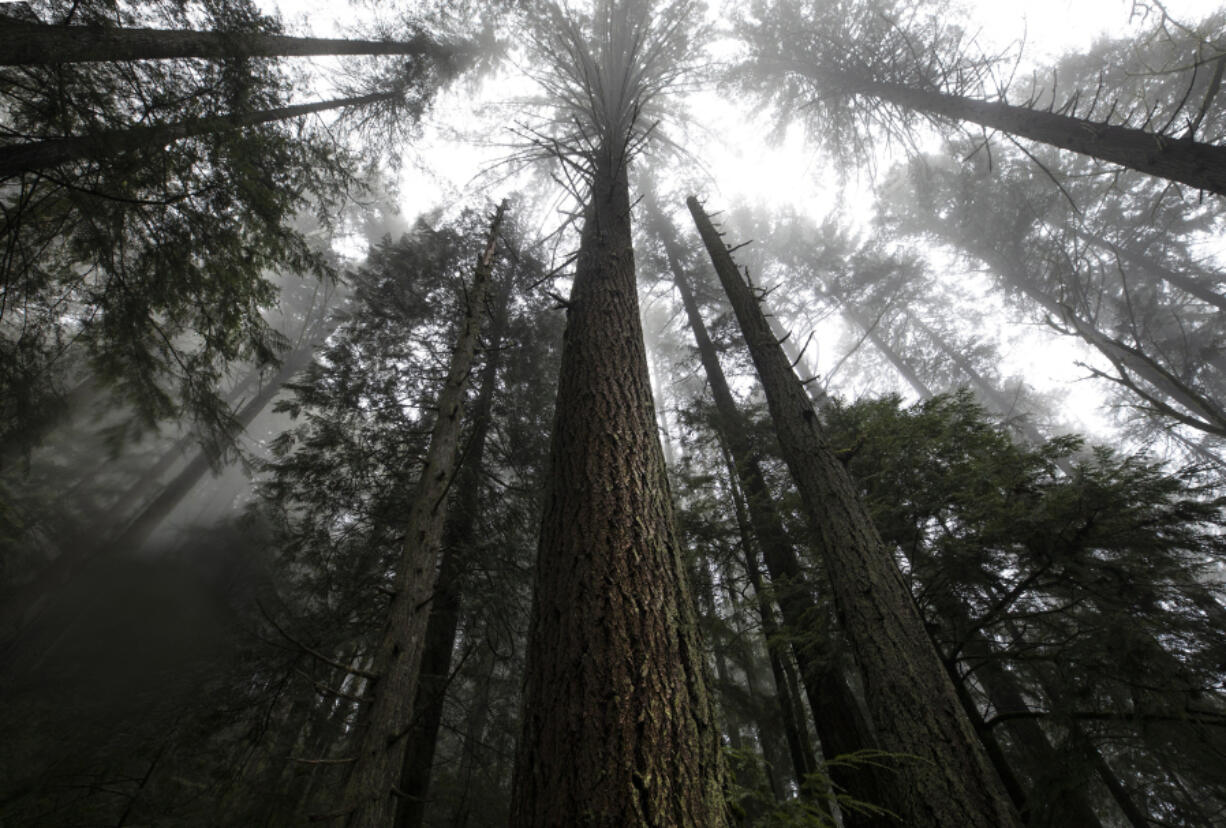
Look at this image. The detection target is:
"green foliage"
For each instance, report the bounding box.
[823,389,1226,823]
[0,0,422,459]
[724,746,900,827]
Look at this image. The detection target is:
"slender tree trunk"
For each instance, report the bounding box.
[689,195,1022,828]
[657,225,893,824]
[0,22,455,66]
[998,253,1226,435]
[891,305,1078,474]
[964,645,1106,827]
[838,301,936,399]
[718,444,819,790]
[395,275,513,828]
[339,201,506,828]
[451,643,498,828]
[1068,226,1226,313]
[508,156,727,827]
[0,91,398,177]
[830,71,1226,196]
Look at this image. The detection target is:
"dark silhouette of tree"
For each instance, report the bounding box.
[689,194,1022,827]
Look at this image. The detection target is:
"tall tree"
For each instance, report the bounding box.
[646,203,896,825]
[689,194,1022,827]
[735,0,1226,195]
[339,200,506,828]
[0,0,464,461]
[508,3,728,825]
[0,22,460,66]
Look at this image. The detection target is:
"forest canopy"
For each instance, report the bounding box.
[2,0,1226,826]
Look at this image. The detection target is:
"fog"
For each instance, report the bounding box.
[3,0,1226,825]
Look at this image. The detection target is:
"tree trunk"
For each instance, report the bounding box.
[718,444,819,790]
[661,237,894,824]
[450,643,498,828]
[833,71,1226,196]
[997,252,1226,435]
[1068,225,1226,313]
[339,201,506,828]
[508,156,727,827]
[0,21,455,66]
[0,91,399,177]
[689,194,1022,828]
[395,275,513,828]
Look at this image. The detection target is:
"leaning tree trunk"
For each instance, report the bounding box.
[830,71,1226,196]
[395,275,513,828]
[718,446,819,790]
[339,201,506,828]
[0,90,399,177]
[0,21,456,66]
[689,195,1022,828]
[508,155,727,827]
[1067,225,1226,313]
[660,237,895,825]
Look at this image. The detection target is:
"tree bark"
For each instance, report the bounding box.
[395,275,513,828]
[339,201,506,828]
[508,157,727,827]
[831,71,1226,196]
[0,91,399,177]
[0,21,454,66]
[689,194,1022,828]
[658,231,894,824]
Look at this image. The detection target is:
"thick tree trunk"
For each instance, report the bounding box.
[395,276,512,828]
[833,72,1226,196]
[508,157,727,828]
[340,201,506,828]
[662,241,894,824]
[689,195,1022,828]
[0,91,398,177]
[0,21,453,66]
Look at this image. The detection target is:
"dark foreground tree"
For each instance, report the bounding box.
[0,21,459,66]
[508,3,728,825]
[689,195,1021,827]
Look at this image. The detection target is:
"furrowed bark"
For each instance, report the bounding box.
[339,201,506,828]
[508,157,727,827]
[0,21,454,66]
[689,194,1022,828]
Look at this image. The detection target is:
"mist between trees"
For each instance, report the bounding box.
[2,0,1226,826]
